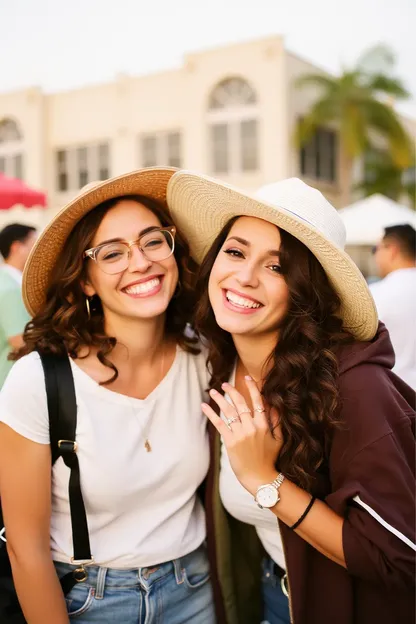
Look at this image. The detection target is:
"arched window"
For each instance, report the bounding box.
[207,77,259,175]
[0,118,24,179]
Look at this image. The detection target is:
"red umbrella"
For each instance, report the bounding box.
[0,172,47,210]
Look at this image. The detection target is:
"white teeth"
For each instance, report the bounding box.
[226,290,261,309]
[125,278,160,295]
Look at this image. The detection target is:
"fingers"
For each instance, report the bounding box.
[201,402,232,439]
[220,383,253,426]
[208,389,241,421]
[244,376,268,428]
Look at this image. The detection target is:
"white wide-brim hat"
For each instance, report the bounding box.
[167,171,378,341]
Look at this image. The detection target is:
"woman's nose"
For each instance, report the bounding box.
[128,244,153,272]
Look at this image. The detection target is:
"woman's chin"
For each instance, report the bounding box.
[213,312,256,335]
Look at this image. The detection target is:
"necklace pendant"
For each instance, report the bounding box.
[144,439,152,453]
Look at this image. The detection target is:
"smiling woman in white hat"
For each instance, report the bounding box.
[0,168,215,624]
[167,171,416,624]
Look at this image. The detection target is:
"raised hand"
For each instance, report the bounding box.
[202,376,283,496]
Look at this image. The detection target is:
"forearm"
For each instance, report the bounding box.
[248,473,346,567]
[9,552,69,624]
[273,479,346,567]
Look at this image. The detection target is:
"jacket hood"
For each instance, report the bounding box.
[338,322,395,375]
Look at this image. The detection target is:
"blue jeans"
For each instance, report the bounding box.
[261,556,290,624]
[54,543,215,623]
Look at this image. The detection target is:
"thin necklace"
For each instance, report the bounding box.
[142,345,166,453]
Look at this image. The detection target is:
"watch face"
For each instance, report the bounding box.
[256,485,278,509]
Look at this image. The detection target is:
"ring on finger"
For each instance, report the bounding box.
[226,415,239,429]
[254,406,266,413]
[238,407,252,416]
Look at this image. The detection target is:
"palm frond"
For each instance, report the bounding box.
[364,100,413,167]
[365,74,410,99]
[355,150,415,205]
[294,99,338,146]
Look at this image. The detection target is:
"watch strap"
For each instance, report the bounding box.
[271,473,285,490]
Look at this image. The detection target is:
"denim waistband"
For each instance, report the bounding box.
[54,542,207,596]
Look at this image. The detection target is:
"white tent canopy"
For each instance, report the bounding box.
[339,194,416,246]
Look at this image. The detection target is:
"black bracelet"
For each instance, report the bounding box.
[290,496,316,530]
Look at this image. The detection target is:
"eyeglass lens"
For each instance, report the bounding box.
[95,230,174,274]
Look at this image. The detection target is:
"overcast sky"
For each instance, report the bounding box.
[1,0,415,117]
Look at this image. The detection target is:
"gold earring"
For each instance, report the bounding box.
[85,297,91,320]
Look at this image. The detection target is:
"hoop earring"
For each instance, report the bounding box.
[85,297,91,320]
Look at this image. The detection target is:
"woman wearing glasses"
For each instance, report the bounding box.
[0,169,214,624]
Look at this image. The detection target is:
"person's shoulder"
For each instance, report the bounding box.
[369,278,383,293]
[0,352,50,444]
[369,277,387,302]
[1,351,43,390]
[336,359,414,454]
[0,268,19,293]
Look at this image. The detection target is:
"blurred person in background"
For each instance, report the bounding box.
[0,223,37,387]
[371,224,416,390]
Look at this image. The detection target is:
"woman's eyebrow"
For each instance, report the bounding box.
[226,235,280,256]
[96,226,160,247]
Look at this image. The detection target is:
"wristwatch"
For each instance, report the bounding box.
[254,473,285,509]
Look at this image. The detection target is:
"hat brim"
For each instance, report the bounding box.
[167,171,378,342]
[23,167,177,317]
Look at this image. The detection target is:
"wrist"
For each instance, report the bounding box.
[244,470,280,497]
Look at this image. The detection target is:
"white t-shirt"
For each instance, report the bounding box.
[218,368,286,569]
[370,268,416,389]
[0,347,210,568]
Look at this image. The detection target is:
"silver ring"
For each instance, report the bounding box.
[226,418,237,431]
[238,408,252,416]
[254,406,266,413]
[226,416,239,426]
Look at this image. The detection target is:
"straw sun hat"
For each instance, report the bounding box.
[23,167,177,317]
[167,171,378,341]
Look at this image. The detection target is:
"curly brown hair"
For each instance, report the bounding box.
[14,195,199,382]
[194,217,354,491]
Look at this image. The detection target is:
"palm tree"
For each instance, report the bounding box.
[356,149,415,207]
[295,44,413,197]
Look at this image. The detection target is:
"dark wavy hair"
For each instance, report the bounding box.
[194,217,354,491]
[14,195,198,383]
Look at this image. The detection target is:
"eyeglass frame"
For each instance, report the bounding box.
[83,226,177,272]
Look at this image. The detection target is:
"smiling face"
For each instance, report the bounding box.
[207,216,289,338]
[83,199,178,322]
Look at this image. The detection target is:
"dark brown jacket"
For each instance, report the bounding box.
[205,324,416,624]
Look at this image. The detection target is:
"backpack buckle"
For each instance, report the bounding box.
[71,556,94,582]
[58,439,78,453]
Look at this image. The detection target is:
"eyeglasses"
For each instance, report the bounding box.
[84,226,176,275]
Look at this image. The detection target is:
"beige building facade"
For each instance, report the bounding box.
[0,36,414,230]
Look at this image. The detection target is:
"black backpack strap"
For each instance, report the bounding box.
[38,352,93,588]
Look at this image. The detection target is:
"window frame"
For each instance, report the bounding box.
[0,118,24,179]
[299,124,338,184]
[55,141,111,192]
[139,130,183,168]
[207,78,259,176]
